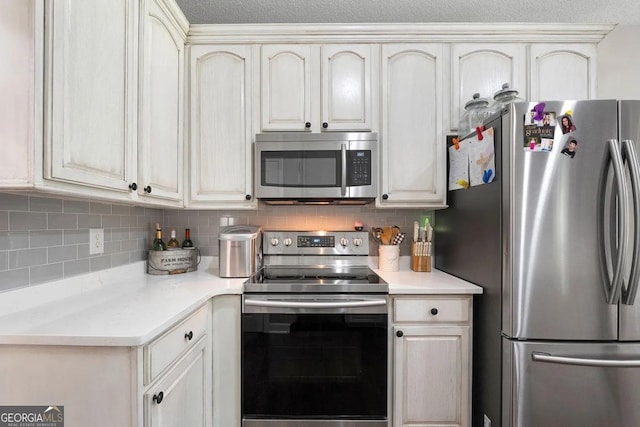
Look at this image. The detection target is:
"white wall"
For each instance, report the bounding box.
[597,25,640,99]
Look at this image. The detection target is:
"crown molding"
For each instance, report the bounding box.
[186,23,616,44]
[156,0,190,38]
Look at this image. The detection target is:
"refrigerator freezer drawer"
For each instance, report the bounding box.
[503,339,640,427]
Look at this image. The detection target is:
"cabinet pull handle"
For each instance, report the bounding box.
[245,194,252,200]
[144,185,152,194]
[382,194,389,200]
[322,122,328,129]
[305,122,311,128]
[396,330,404,337]
[431,308,439,315]
[153,391,164,404]
[128,182,137,191]
[184,331,193,341]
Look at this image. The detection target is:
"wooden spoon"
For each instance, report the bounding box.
[380,226,393,245]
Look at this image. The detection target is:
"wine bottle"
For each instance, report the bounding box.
[167,229,180,249]
[181,228,194,248]
[152,224,167,251]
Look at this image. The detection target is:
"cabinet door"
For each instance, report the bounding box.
[0,0,35,188]
[138,0,184,204]
[321,44,372,131]
[380,44,445,207]
[393,326,470,427]
[45,0,138,192]
[145,337,210,427]
[451,44,526,131]
[261,44,312,131]
[187,44,255,208]
[530,44,597,101]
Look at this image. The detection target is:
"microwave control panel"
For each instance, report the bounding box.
[348,150,371,186]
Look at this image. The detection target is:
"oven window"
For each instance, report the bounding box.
[242,313,387,419]
[262,151,341,187]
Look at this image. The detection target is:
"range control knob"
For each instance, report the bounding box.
[353,238,363,247]
[339,237,350,247]
[270,238,279,247]
[283,238,293,247]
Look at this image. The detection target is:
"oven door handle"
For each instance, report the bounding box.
[244,298,387,309]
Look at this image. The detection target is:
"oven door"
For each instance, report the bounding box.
[241,294,388,427]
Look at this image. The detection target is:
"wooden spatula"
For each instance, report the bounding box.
[380,226,393,245]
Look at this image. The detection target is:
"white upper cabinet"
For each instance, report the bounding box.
[321,44,372,131]
[0,0,36,188]
[44,0,138,193]
[38,0,188,207]
[529,44,597,101]
[380,44,445,208]
[260,44,373,132]
[260,44,312,131]
[451,43,527,131]
[186,44,255,209]
[138,0,185,204]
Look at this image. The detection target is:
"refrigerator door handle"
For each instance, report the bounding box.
[621,139,640,305]
[603,139,629,305]
[532,351,640,367]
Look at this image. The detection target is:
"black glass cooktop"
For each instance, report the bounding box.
[243,266,388,293]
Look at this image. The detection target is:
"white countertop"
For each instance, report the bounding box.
[0,256,481,347]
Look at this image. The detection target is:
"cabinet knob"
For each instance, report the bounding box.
[322,122,328,129]
[144,185,152,194]
[305,122,311,128]
[184,331,193,341]
[245,194,252,200]
[382,194,389,200]
[396,330,404,338]
[431,308,439,315]
[153,391,164,404]
[128,182,137,191]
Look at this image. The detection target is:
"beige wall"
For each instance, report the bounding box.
[597,25,640,99]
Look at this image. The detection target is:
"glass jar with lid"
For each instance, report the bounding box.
[491,83,524,111]
[458,93,492,137]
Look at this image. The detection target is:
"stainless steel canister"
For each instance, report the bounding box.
[218,225,262,278]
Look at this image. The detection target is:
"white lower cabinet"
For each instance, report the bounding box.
[144,337,208,427]
[392,296,472,427]
[0,302,212,427]
[143,303,212,427]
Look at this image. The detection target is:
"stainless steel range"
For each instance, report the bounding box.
[241,230,389,427]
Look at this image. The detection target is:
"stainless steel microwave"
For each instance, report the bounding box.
[254,132,378,204]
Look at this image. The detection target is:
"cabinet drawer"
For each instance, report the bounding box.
[144,304,209,385]
[394,297,470,324]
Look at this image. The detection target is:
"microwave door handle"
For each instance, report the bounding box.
[341,143,347,196]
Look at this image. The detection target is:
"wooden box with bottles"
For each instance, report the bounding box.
[147,226,199,275]
[147,248,199,275]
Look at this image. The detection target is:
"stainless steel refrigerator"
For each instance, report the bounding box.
[435,100,640,427]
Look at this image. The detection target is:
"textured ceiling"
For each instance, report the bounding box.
[175,0,640,25]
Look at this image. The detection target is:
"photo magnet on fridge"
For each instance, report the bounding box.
[523,110,556,152]
[559,112,577,134]
[561,137,579,158]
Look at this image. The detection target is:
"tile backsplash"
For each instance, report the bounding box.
[0,193,432,292]
[0,194,162,292]
[165,203,431,257]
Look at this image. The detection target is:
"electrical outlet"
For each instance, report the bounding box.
[90,228,104,255]
[219,215,235,226]
[484,414,491,427]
